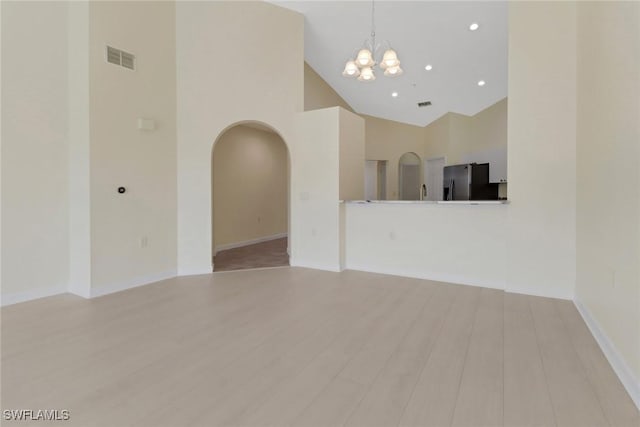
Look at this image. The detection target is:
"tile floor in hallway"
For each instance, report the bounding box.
[213,238,289,272]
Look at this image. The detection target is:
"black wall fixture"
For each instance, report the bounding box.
[117,187,126,194]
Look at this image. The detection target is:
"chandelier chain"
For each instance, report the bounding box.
[370,0,376,48]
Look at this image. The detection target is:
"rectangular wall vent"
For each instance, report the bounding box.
[105,45,135,71]
[417,101,432,107]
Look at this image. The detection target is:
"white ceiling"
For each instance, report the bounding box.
[271,1,508,127]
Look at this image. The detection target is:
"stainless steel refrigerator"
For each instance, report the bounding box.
[443,163,494,200]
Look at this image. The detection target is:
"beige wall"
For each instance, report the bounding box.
[1,1,69,302]
[89,1,177,293]
[423,113,450,161]
[506,1,577,299]
[575,0,640,390]
[304,62,353,112]
[471,98,508,153]
[339,109,365,201]
[447,113,474,166]
[212,126,288,249]
[423,98,508,166]
[364,115,426,200]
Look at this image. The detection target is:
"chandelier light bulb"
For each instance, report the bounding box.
[342,60,360,77]
[358,66,376,81]
[381,49,399,69]
[384,64,403,76]
[356,49,374,67]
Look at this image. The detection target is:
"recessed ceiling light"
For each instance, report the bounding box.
[477,80,486,86]
[392,91,398,97]
[425,64,433,71]
[469,22,479,31]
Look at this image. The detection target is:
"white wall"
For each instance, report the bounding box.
[176,1,303,275]
[88,1,177,294]
[67,1,91,298]
[346,203,507,290]
[290,108,341,271]
[1,2,70,304]
[575,1,640,404]
[506,2,577,299]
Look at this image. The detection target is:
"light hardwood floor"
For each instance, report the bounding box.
[1,268,638,427]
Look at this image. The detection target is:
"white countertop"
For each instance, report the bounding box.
[342,200,509,205]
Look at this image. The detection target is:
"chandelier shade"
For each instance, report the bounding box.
[342,60,360,77]
[380,49,399,69]
[356,49,374,67]
[357,66,376,82]
[384,64,403,76]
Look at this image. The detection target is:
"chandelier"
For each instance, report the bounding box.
[342,0,403,82]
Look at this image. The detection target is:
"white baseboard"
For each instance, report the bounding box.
[505,286,573,301]
[1,284,67,307]
[67,283,91,299]
[574,298,640,410]
[178,266,213,276]
[345,263,505,291]
[290,259,342,273]
[214,233,287,255]
[90,270,177,298]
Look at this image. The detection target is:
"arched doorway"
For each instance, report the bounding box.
[398,152,422,200]
[211,122,290,272]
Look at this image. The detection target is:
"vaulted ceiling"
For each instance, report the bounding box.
[272,1,508,127]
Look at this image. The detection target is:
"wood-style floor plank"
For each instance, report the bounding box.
[451,288,504,427]
[555,300,640,427]
[344,283,454,427]
[290,281,433,427]
[398,285,481,427]
[1,267,637,427]
[528,296,610,427]
[229,281,401,426]
[503,293,556,427]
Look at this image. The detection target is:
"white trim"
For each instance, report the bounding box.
[289,259,342,273]
[178,266,213,276]
[213,265,290,274]
[345,263,505,291]
[214,233,287,255]
[505,286,573,301]
[1,284,67,307]
[68,285,91,299]
[574,298,640,410]
[90,270,176,298]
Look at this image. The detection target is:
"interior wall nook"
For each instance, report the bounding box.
[210,120,291,268]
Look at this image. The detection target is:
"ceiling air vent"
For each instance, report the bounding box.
[106,45,135,71]
[417,101,432,107]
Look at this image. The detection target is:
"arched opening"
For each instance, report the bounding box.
[211,121,290,272]
[398,152,422,200]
